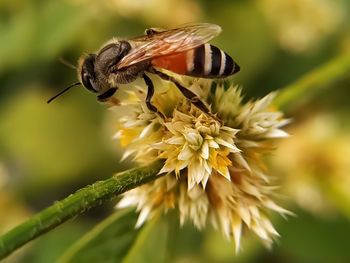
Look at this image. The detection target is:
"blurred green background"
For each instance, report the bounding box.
[1,0,350,262]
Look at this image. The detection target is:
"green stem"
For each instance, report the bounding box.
[274,50,350,110]
[0,160,164,260]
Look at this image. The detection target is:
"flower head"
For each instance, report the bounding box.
[272,113,350,216]
[257,0,345,53]
[112,74,290,251]
[157,105,240,190]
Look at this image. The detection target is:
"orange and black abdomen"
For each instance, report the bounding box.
[151,44,240,78]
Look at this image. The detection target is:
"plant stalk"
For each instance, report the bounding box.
[275,50,350,110]
[0,160,164,260]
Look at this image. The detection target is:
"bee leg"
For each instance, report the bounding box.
[143,73,166,119]
[145,28,163,36]
[151,69,223,124]
[97,87,118,102]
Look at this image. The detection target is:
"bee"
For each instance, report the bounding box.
[48,23,240,119]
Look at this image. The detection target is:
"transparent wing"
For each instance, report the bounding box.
[116,23,222,69]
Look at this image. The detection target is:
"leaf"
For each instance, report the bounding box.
[122,214,169,263]
[56,208,141,263]
[57,209,170,263]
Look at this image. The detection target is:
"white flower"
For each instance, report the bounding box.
[257,0,345,53]
[111,75,291,251]
[156,106,240,190]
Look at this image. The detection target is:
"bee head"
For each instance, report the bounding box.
[79,54,98,93]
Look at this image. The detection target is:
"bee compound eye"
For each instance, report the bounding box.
[82,73,97,93]
[81,54,98,93]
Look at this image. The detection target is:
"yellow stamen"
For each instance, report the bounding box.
[175,166,181,178]
[211,150,232,175]
[119,128,137,146]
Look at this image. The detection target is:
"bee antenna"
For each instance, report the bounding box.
[47,82,81,104]
[59,57,77,70]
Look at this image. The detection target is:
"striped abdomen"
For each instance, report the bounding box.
[151,43,240,78]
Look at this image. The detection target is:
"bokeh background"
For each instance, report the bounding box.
[1,0,350,262]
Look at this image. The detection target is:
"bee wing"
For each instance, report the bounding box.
[116,23,222,69]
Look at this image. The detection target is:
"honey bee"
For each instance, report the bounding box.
[48,23,240,119]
